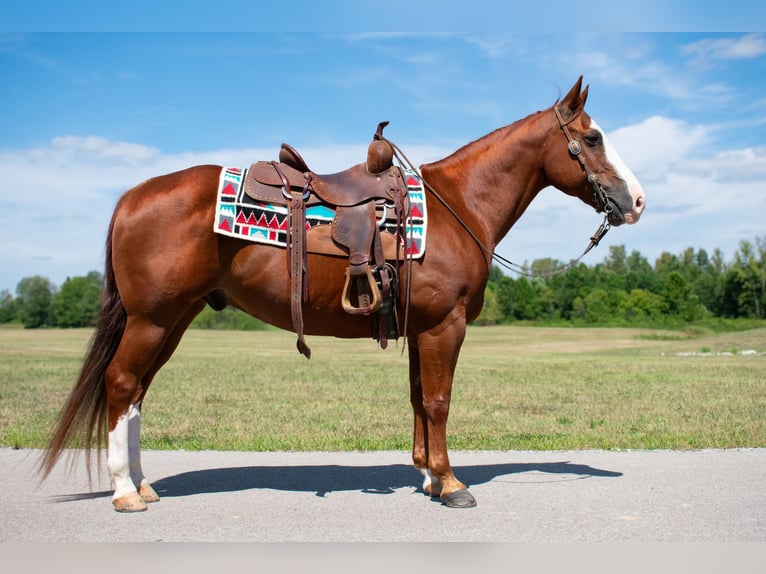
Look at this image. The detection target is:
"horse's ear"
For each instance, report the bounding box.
[558,76,586,122]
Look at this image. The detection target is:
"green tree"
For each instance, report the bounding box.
[496,276,541,321]
[620,289,665,322]
[582,288,611,323]
[546,262,591,319]
[16,275,57,328]
[0,289,19,323]
[722,239,766,318]
[475,283,504,325]
[679,247,702,284]
[625,250,657,292]
[661,271,704,321]
[487,264,504,284]
[688,248,723,314]
[590,262,626,293]
[571,295,586,321]
[535,281,560,320]
[653,251,681,301]
[604,245,628,276]
[51,271,104,327]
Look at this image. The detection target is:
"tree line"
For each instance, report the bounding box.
[2,236,765,330]
[0,271,266,330]
[477,236,766,326]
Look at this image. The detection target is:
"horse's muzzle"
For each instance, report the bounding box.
[604,180,645,226]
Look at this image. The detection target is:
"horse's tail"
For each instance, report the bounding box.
[38,212,126,483]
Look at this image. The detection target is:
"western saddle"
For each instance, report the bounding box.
[243,121,409,358]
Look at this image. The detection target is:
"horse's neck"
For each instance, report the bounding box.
[420,112,549,250]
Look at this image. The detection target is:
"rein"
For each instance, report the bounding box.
[381,106,614,279]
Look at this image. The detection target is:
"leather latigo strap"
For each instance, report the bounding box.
[270,161,311,359]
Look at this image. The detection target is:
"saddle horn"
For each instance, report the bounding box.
[367,120,394,174]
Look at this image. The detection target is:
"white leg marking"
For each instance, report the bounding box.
[419,468,441,493]
[128,401,147,488]
[107,403,140,500]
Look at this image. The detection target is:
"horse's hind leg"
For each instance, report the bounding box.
[105,316,169,512]
[125,302,205,506]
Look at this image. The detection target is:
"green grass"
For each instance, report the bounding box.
[1,324,765,451]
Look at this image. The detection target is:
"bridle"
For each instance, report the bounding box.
[380,105,617,278]
[552,105,615,220]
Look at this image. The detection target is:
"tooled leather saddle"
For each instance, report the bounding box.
[243,121,409,358]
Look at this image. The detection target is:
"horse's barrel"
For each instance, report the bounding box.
[367,120,394,173]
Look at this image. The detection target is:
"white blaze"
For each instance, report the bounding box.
[591,119,646,224]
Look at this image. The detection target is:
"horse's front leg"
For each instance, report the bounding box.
[408,337,436,495]
[412,315,477,508]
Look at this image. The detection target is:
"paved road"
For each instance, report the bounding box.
[2,447,765,542]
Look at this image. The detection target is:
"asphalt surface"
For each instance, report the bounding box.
[2,447,765,542]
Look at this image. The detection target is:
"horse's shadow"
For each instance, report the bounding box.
[50,460,623,503]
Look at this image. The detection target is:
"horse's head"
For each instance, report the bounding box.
[545,76,645,226]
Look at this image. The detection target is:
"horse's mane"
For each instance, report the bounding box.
[424,109,547,171]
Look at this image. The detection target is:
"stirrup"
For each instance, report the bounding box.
[341,266,382,315]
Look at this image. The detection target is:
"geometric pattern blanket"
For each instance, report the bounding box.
[213,166,427,259]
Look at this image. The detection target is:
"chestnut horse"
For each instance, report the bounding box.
[39,77,645,511]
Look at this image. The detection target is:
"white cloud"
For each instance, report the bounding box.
[608,116,709,181]
[554,36,746,105]
[676,148,766,182]
[462,36,510,59]
[560,49,702,102]
[602,117,766,224]
[0,136,277,208]
[50,135,161,163]
[683,33,766,62]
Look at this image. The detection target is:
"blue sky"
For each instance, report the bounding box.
[2,26,766,292]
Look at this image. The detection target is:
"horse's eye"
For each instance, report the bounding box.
[584,131,602,147]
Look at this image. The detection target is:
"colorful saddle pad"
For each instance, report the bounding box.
[213,166,427,259]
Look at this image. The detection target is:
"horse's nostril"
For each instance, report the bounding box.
[635,196,645,210]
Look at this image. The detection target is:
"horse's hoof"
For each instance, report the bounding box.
[441,489,477,508]
[113,492,148,513]
[139,482,160,503]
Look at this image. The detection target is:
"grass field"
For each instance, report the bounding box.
[1,324,765,451]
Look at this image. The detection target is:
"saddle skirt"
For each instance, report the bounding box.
[213,166,427,260]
